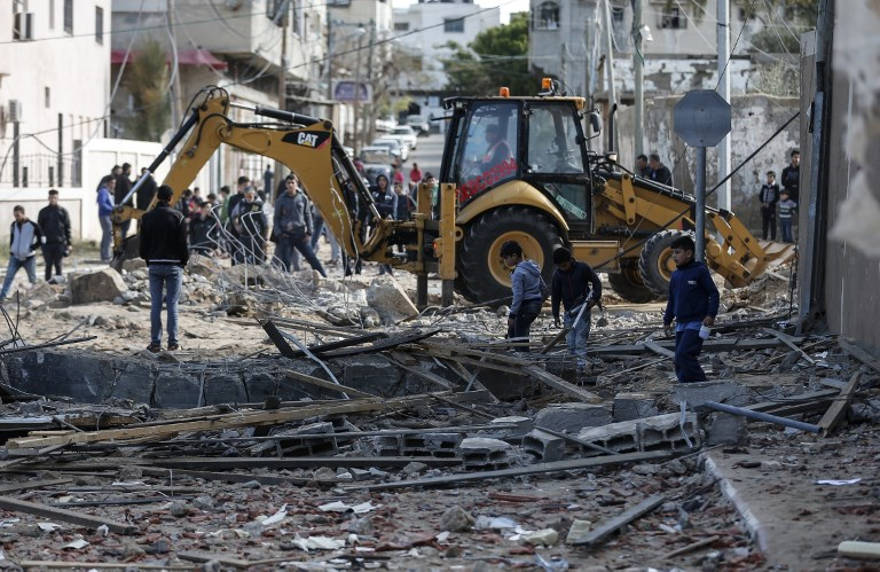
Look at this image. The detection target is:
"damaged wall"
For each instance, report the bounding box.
[799,0,880,351]
[616,94,800,227]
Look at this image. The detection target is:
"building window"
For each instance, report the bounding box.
[660,6,686,29]
[63,0,73,34]
[612,6,624,25]
[443,17,464,33]
[12,1,33,41]
[535,1,559,30]
[394,22,409,32]
[44,87,50,108]
[326,0,350,6]
[95,6,103,43]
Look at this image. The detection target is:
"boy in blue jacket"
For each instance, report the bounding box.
[662,236,719,383]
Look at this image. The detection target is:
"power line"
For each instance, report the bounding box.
[715,17,747,91]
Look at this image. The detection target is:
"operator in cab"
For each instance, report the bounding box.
[480,124,512,171]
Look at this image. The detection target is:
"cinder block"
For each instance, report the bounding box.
[576,413,700,455]
[109,361,155,405]
[535,403,613,432]
[154,373,202,409]
[522,429,566,463]
[613,392,659,422]
[457,437,513,470]
[252,421,338,457]
[487,416,534,440]
[203,374,247,405]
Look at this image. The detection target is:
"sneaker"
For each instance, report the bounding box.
[147,342,162,353]
[167,342,180,351]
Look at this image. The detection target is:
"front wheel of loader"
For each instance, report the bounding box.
[638,229,694,299]
[457,206,561,304]
[608,260,656,303]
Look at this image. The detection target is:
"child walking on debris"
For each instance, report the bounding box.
[551,247,602,372]
[501,240,547,341]
[663,236,719,383]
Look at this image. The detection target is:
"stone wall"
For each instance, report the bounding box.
[616,94,800,230]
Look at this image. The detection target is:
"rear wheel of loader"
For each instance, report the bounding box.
[458,206,560,304]
[608,261,656,303]
[638,229,694,299]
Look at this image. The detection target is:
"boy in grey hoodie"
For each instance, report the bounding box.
[0,205,42,301]
[501,240,545,339]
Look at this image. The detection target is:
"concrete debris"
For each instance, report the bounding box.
[438,505,475,532]
[521,528,559,546]
[70,268,127,305]
[535,403,613,432]
[366,276,420,324]
[575,413,700,455]
[457,437,514,470]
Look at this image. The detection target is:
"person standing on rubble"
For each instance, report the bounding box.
[37,189,72,283]
[272,175,327,277]
[0,206,42,302]
[758,170,779,241]
[96,175,116,263]
[501,240,546,340]
[231,187,268,265]
[551,247,602,372]
[139,185,188,353]
[663,235,719,383]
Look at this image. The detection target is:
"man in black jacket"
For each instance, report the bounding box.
[648,153,673,186]
[551,247,602,371]
[136,168,157,212]
[781,149,800,202]
[37,189,72,282]
[115,163,134,238]
[140,185,188,353]
[758,171,779,240]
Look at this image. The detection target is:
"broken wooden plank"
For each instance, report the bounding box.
[345,450,671,491]
[5,392,450,450]
[662,535,720,560]
[283,370,376,398]
[569,494,665,547]
[287,331,388,358]
[178,550,251,569]
[0,478,72,494]
[321,328,442,358]
[762,328,815,364]
[385,359,454,390]
[420,341,532,366]
[818,371,861,436]
[0,495,137,535]
[643,339,675,359]
[839,338,880,374]
[588,338,784,355]
[523,365,602,403]
[260,319,298,358]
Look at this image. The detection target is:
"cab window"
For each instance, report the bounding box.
[455,102,519,202]
[527,104,584,174]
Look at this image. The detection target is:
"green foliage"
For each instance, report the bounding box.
[123,39,171,141]
[443,12,543,96]
[743,0,818,54]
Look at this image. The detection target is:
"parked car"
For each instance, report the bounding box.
[388,125,418,151]
[359,147,394,186]
[375,118,396,133]
[371,137,409,162]
[406,115,431,135]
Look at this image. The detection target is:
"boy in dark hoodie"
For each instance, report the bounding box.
[501,240,545,340]
[662,236,719,383]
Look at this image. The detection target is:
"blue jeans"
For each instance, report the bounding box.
[0,256,37,299]
[99,215,113,262]
[310,215,324,251]
[149,264,182,345]
[674,328,707,383]
[276,232,326,276]
[565,308,591,367]
[780,219,793,243]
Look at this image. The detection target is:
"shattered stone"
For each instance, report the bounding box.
[521,528,559,546]
[402,461,428,475]
[314,467,336,481]
[170,501,191,517]
[70,268,127,304]
[121,258,147,272]
[566,519,593,544]
[193,495,215,511]
[671,380,751,409]
[366,276,419,324]
[705,412,748,446]
[613,392,659,422]
[438,506,475,532]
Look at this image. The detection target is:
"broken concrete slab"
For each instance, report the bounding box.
[671,380,752,409]
[7,351,112,403]
[121,258,147,272]
[705,412,748,446]
[202,374,248,405]
[366,276,419,324]
[108,361,155,405]
[342,356,401,397]
[613,392,659,422]
[70,268,127,305]
[534,403,613,432]
[154,373,202,409]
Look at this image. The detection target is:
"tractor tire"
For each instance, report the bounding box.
[608,261,655,303]
[638,229,694,299]
[457,206,561,304]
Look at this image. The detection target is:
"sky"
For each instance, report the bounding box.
[390,0,531,25]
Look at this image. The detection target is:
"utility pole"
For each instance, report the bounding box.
[353,35,364,156]
[326,17,333,101]
[365,20,376,146]
[274,0,290,191]
[716,0,731,210]
[602,0,618,151]
[632,0,644,159]
[166,0,183,128]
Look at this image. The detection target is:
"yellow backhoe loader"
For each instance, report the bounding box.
[112,84,792,307]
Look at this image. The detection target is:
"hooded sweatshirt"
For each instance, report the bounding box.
[9,220,42,261]
[510,259,543,317]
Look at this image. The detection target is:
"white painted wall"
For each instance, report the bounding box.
[0,0,112,189]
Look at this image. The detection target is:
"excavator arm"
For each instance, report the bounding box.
[111,87,415,267]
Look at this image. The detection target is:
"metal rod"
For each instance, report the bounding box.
[694,146,707,262]
[703,400,821,433]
